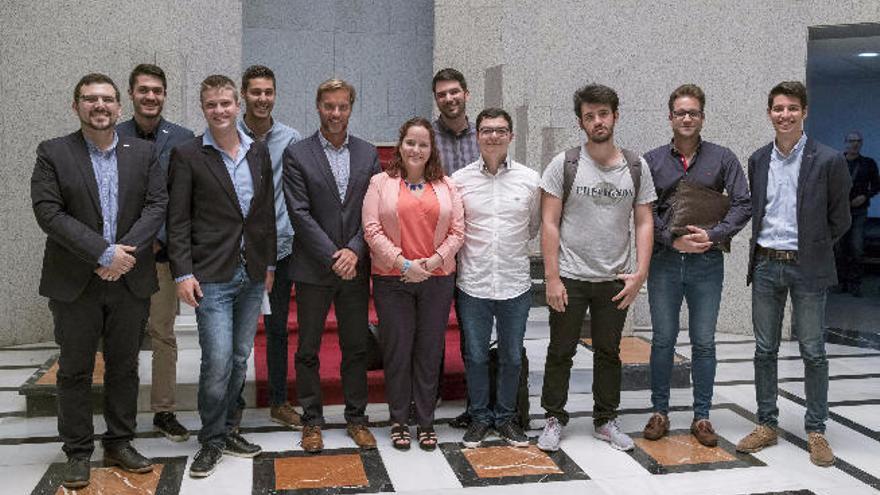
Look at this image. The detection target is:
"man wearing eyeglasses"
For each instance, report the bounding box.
[452,108,540,448]
[31,73,167,489]
[835,131,879,297]
[117,63,194,444]
[640,84,751,447]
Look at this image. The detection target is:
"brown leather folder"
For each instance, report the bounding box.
[669,180,731,251]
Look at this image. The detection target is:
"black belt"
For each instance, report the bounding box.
[755,245,798,262]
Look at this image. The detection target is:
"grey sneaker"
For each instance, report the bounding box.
[537,417,563,451]
[593,419,634,451]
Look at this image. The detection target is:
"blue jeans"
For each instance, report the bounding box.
[648,248,723,419]
[458,289,531,427]
[195,264,265,448]
[751,258,828,433]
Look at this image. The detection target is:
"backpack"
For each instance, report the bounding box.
[560,146,642,208]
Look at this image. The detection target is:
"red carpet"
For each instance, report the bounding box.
[252,292,465,407]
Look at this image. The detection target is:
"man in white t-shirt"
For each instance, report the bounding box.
[537,84,656,452]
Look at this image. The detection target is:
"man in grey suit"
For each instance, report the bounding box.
[31,73,167,489]
[736,81,851,467]
[282,78,380,453]
[117,63,194,443]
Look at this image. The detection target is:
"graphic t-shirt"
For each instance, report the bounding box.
[541,146,657,282]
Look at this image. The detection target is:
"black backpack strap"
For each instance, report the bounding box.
[620,148,642,207]
[561,146,582,208]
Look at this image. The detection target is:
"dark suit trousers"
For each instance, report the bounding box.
[294,279,370,425]
[48,276,149,459]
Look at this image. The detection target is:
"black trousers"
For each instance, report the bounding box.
[373,275,455,427]
[294,279,370,425]
[49,276,149,459]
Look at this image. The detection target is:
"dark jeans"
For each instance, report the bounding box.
[49,276,149,459]
[836,211,867,289]
[264,255,294,406]
[648,248,723,419]
[373,274,455,427]
[541,278,627,427]
[294,278,370,426]
[458,289,531,427]
[751,257,829,433]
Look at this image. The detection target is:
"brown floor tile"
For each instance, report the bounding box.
[274,453,369,490]
[634,433,737,466]
[53,465,163,494]
[463,445,562,478]
[581,337,682,365]
[37,352,105,386]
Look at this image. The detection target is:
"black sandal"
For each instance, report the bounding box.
[417,426,438,451]
[390,424,411,451]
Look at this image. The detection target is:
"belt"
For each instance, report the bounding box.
[755,245,798,262]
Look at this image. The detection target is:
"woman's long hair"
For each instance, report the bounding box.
[386,117,445,182]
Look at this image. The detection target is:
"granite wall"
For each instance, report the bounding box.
[0,0,242,345]
[434,0,880,334]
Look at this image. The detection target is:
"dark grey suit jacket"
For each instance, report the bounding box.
[747,138,852,289]
[282,131,380,285]
[167,136,276,284]
[31,130,168,301]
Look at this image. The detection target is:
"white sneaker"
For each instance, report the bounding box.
[537,417,563,451]
[593,419,634,451]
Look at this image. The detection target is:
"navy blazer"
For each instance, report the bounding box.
[282,131,381,285]
[747,138,852,289]
[31,131,167,301]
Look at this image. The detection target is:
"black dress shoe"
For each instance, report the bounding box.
[154,412,191,442]
[190,446,223,478]
[223,431,262,458]
[103,444,154,473]
[62,457,91,489]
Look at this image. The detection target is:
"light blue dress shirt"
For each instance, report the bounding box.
[318,131,351,202]
[86,133,120,267]
[237,118,301,260]
[757,133,808,251]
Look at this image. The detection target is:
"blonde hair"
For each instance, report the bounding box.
[315,78,356,106]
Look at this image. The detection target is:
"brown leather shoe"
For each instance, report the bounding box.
[690,419,718,447]
[736,424,777,453]
[642,413,669,441]
[347,424,377,449]
[808,432,834,467]
[300,425,323,453]
[270,402,303,430]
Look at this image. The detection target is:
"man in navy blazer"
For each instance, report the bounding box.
[736,81,851,467]
[282,78,380,453]
[31,73,167,488]
[117,63,194,443]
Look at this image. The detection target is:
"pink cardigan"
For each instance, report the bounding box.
[362,171,464,275]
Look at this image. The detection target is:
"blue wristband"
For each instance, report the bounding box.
[402,259,412,273]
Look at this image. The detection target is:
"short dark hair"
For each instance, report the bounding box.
[573,84,619,118]
[74,73,120,103]
[668,84,705,112]
[315,78,356,106]
[387,117,445,182]
[476,107,513,131]
[200,74,238,103]
[241,64,275,91]
[432,68,467,93]
[128,64,167,91]
[768,81,807,109]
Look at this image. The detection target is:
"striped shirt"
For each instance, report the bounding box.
[433,117,479,176]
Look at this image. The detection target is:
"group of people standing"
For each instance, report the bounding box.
[31,62,852,490]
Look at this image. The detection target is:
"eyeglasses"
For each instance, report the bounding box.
[671,110,703,120]
[478,127,510,137]
[79,95,118,105]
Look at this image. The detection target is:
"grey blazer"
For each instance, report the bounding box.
[747,138,852,289]
[282,131,381,285]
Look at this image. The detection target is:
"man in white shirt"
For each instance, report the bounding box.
[452,108,541,448]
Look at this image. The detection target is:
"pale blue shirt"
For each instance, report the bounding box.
[757,133,808,251]
[238,118,301,260]
[86,133,120,267]
[318,131,350,202]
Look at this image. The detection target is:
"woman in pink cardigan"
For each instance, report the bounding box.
[362,117,464,451]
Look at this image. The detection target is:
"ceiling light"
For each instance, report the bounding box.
[857,52,879,57]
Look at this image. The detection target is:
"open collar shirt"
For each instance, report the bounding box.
[86,133,120,267]
[433,117,479,176]
[318,130,350,202]
[757,133,808,251]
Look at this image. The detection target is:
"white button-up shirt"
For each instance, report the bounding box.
[452,157,541,300]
